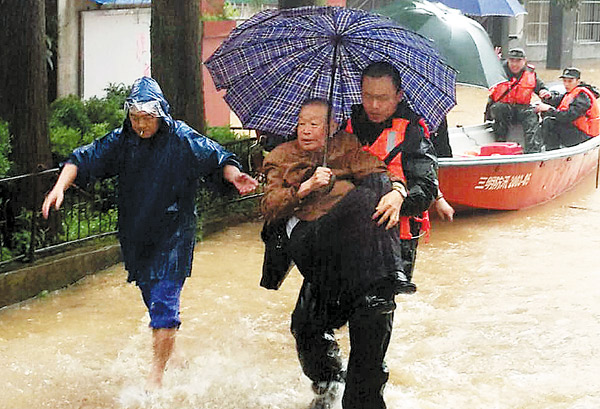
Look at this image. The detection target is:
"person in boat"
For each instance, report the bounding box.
[261,98,411,409]
[41,77,258,390]
[342,61,446,291]
[486,47,551,153]
[431,116,453,159]
[534,67,600,150]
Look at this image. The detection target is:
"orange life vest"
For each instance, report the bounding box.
[557,86,600,137]
[345,118,431,240]
[489,69,537,105]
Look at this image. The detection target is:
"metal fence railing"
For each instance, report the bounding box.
[0,137,261,270]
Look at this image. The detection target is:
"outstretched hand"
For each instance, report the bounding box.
[41,163,78,219]
[232,172,259,195]
[223,165,259,195]
[42,188,65,219]
[434,197,455,222]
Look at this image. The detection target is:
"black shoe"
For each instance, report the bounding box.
[394,271,417,294]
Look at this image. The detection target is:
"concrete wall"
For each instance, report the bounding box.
[511,0,600,67]
[0,244,122,308]
[57,0,89,97]
[81,7,151,99]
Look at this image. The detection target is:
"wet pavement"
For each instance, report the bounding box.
[2,59,600,409]
[1,170,600,408]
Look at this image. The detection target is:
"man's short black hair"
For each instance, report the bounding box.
[361,62,402,91]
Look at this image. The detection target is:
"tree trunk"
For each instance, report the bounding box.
[151,0,205,135]
[46,0,58,104]
[0,0,54,257]
[0,0,53,174]
[545,1,575,69]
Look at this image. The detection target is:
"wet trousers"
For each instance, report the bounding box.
[539,117,590,150]
[291,281,395,409]
[490,102,542,153]
[400,237,419,282]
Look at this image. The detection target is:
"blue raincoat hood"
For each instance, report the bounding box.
[126,76,173,127]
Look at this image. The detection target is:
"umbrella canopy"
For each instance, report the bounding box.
[205,6,456,138]
[435,0,526,16]
[378,0,506,88]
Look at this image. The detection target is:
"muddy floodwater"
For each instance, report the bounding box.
[2,60,600,409]
[2,172,600,409]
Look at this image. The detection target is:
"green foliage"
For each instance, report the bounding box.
[49,95,91,134]
[223,2,241,19]
[10,209,46,257]
[104,83,131,105]
[58,207,118,242]
[48,83,130,164]
[49,125,85,159]
[85,97,124,130]
[0,119,12,177]
[206,125,240,144]
[201,3,240,20]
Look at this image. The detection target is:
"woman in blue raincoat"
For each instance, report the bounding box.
[42,77,258,390]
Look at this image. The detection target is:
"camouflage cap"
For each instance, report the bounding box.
[559,67,581,79]
[507,48,526,59]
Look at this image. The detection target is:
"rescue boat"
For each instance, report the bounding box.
[439,123,600,211]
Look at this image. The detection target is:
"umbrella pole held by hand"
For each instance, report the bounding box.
[321,38,340,193]
[323,37,341,168]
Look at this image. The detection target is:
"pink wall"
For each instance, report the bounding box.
[202,20,236,127]
[201,0,348,127]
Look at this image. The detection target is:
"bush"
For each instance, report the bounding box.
[49,95,91,134]
[0,119,12,177]
[85,83,129,129]
[48,83,130,164]
[104,83,130,103]
[84,97,124,130]
[49,125,84,159]
[206,125,239,144]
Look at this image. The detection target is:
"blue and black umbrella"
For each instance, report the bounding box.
[435,0,526,16]
[205,6,457,138]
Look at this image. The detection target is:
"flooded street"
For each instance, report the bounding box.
[1,171,600,409]
[2,59,600,409]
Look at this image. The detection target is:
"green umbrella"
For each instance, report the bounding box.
[377,0,506,88]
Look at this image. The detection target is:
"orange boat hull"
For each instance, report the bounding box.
[438,137,600,211]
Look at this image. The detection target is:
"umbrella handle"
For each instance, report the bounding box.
[320,173,336,194]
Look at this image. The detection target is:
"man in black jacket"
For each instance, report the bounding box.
[290,62,439,409]
[343,62,441,288]
[534,67,600,150]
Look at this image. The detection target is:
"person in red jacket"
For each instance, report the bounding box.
[487,48,551,153]
[534,67,600,150]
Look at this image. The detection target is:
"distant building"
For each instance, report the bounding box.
[518,0,600,61]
